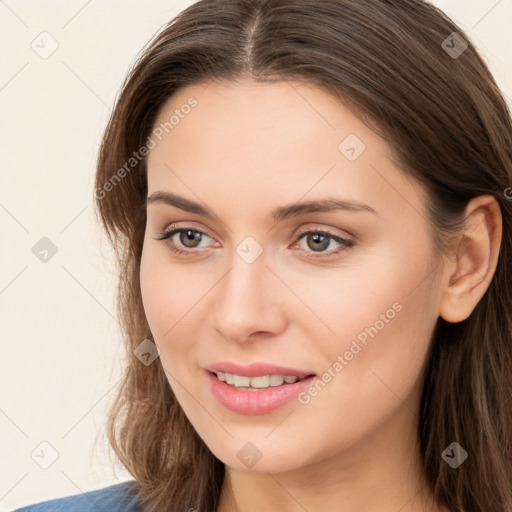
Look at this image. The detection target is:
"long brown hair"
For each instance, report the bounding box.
[94,1,512,510]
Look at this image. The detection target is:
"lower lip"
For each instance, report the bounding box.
[206,370,317,415]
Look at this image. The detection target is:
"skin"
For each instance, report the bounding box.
[139,78,502,512]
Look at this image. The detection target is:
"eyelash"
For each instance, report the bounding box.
[154,224,354,259]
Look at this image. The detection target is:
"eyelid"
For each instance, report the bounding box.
[293,223,354,241]
[289,226,354,258]
[160,222,217,247]
[155,222,354,257]
[159,222,353,242]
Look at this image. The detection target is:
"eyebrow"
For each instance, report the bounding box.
[145,191,378,222]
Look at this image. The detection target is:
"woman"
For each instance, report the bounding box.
[14,0,512,511]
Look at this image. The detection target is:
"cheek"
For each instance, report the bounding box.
[304,235,435,375]
[315,233,436,347]
[139,243,211,366]
[140,247,166,334]
[139,244,186,350]
[307,244,438,422]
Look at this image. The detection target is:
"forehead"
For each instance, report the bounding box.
[145,79,425,224]
[148,78,381,165]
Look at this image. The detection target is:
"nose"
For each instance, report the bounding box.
[210,250,287,343]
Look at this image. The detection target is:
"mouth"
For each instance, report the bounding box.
[209,371,315,391]
[207,370,316,390]
[205,369,318,414]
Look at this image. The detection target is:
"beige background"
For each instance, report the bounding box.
[0,0,510,510]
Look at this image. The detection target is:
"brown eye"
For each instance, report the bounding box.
[154,226,214,255]
[154,224,354,259]
[178,229,203,248]
[304,233,331,252]
[294,229,354,258]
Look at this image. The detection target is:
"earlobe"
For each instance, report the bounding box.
[439,195,502,324]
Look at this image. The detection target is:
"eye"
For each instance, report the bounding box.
[292,228,354,258]
[153,224,354,259]
[154,225,215,255]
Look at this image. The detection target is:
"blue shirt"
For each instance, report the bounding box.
[11,481,142,512]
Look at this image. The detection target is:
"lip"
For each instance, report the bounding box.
[204,361,315,379]
[205,370,318,415]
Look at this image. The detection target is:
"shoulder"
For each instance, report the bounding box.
[11,480,142,512]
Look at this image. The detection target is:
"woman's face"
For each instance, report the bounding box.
[140,79,445,473]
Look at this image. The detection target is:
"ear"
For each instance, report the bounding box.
[439,195,502,323]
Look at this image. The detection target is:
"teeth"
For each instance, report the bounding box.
[233,374,251,387]
[270,375,285,386]
[250,376,272,388]
[215,372,303,389]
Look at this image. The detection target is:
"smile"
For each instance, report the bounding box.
[206,370,318,415]
[215,371,309,389]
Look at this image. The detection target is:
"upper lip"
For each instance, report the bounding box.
[204,361,316,379]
